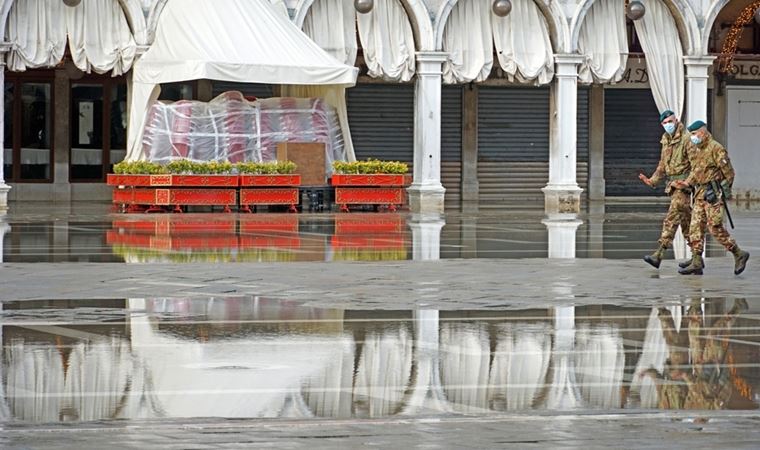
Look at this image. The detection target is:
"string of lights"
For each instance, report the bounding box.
[718,1,760,73]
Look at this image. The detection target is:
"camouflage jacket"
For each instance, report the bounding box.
[649,122,694,191]
[685,133,735,194]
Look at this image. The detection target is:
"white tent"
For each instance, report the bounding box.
[126,0,359,162]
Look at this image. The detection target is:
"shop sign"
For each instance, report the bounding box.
[723,59,760,80]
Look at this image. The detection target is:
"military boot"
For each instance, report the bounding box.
[732,247,750,275]
[678,254,704,275]
[644,246,666,269]
[678,253,705,269]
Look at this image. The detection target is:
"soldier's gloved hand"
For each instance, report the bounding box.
[720,180,732,200]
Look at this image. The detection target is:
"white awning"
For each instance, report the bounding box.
[126,0,358,161]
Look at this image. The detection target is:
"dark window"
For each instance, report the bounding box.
[4,75,55,183]
[69,77,127,182]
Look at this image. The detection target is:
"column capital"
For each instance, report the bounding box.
[554,54,584,78]
[683,55,717,67]
[415,51,448,63]
[415,51,447,76]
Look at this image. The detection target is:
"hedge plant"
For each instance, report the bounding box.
[113,160,297,175]
[332,159,408,175]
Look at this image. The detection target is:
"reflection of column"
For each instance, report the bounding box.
[587,201,604,258]
[543,55,584,214]
[53,220,69,263]
[542,214,582,259]
[410,214,445,261]
[0,55,11,211]
[0,301,8,420]
[545,306,581,409]
[0,220,8,263]
[401,310,449,414]
[459,214,477,258]
[588,85,605,200]
[408,52,447,214]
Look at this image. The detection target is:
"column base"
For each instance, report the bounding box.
[0,183,10,214]
[542,184,583,214]
[407,184,446,214]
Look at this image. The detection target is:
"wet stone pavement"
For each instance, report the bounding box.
[1,202,760,448]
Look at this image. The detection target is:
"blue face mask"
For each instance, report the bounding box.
[663,122,676,135]
[690,134,702,145]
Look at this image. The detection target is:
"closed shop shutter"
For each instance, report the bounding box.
[477,86,588,205]
[604,88,711,196]
[604,89,662,196]
[442,85,463,206]
[347,83,463,207]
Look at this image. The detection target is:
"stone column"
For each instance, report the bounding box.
[588,85,605,201]
[408,52,447,214]
[542,213,582,259]
[0,53,11,213]
[53,67,71,202]
[684,56,716,125]
[410,213,445,261]
[543,54,585,214]
[461,84,478,208]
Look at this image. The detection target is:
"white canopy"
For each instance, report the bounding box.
[126,0,358,161]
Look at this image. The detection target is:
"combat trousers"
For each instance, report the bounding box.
[658,188,692,248]
[688,196,736,254]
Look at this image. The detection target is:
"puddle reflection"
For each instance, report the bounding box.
[2,208,751,263]
[2,297,758,423]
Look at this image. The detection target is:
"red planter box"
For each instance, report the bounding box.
[240,188,299,206]
[108,174,239,187]
[121,188,237,206]
[331,174,407,186]
[240,174,301,186]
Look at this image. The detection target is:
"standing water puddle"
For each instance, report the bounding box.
[1,296,759,423]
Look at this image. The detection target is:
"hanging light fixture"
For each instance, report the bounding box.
[755,7,760,25]
[63,0,82,6]
[626,0,646,20]
[492,0,512,17]
[354,0,374,14]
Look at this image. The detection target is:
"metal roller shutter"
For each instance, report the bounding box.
[442,85,463,206]
[604,89,662,196]
[604,88,711,196]
[477,86,589,205]
[347,83,463,207]
[347,83,414,162]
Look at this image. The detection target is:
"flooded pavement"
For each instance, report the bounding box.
[1,201,759,263]
[1,296,759,424]
[2,202,760,448]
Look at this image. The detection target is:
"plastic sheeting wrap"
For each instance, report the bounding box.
[142,92,346,169]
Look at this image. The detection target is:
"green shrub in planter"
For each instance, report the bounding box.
[235,161,297,174]
[333,159,408,175]
[113,161,167,175]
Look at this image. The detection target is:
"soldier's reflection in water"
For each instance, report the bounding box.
[640,298,755,410]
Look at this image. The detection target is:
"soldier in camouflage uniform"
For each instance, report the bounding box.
[674,121,750,275]
[639,110,695,269]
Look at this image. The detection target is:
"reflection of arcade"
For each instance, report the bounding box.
[331,214,409,261]
[106,215,302,262]
[2,299,757,423]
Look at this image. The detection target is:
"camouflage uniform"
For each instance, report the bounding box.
[648,123,694,248]
[684,133,736,254]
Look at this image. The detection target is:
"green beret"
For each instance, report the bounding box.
[659,110,675,122]
[687,120,707,132]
